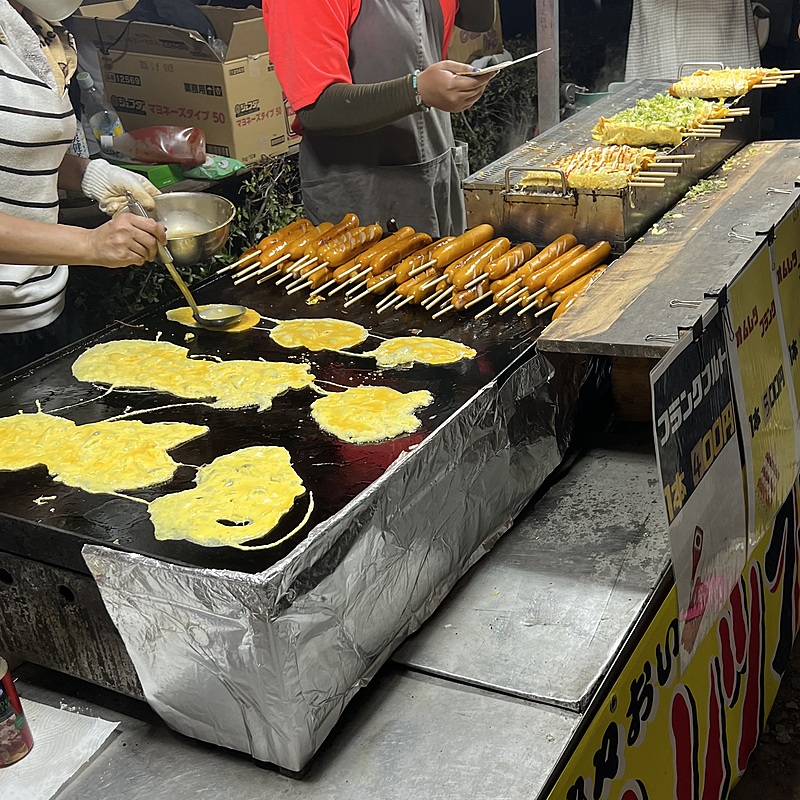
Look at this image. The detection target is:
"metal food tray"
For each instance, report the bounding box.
[463,78,761,252]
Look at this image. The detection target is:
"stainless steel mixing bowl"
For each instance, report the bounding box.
[152,192,236,268]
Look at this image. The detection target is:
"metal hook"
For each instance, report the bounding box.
[669,299,702,309]
[645,333,680,343]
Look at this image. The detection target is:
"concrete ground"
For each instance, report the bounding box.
[732,640,800,799]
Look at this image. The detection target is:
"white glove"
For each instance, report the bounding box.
[81,158,160,216]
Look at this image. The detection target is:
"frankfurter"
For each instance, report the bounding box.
[444,240,496,280]
[319,223,384,267]
[551,266,607,304]
[519,234,578,275]
[545,241,612,293]
[523,245,587,292]
[371,232,433,275]
[258,218,312,252]
[452,237,511,289]
[432,224,495,270]
[286,222,335,261]
[256,223,327,267]
[358,226,415,268]
[393,237,454,283]
[453,279,490,310]
[305,212,359,256]
[484,242,537,280]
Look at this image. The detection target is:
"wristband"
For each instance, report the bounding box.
[412,69,430,113]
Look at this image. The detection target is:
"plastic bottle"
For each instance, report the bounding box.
[99,126,207,168]
[76,71,124,144]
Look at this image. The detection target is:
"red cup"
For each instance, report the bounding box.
[0,657,34,766]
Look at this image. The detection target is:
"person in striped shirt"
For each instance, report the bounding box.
[0,0,166,377]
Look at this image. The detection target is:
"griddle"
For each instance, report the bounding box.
[0,273,544,576]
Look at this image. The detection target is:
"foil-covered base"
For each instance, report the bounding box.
[83,349,597,772]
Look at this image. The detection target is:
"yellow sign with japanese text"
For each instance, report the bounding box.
[545,478,800,800]
[772,205,800,417]
[728,243,798,546]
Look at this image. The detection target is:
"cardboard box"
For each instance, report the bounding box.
[447,1,504,64]
[71,7,295,165]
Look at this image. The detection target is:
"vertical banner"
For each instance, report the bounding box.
[728,241,800,547]
[652,309,747,668]
[772,203,800,420]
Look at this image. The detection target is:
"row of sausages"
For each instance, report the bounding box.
[222,214,611,321]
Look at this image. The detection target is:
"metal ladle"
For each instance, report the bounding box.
[124,192,246,329]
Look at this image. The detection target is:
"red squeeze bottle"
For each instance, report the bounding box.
[100,126,207,167]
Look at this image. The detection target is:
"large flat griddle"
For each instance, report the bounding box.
[0,275,544,576]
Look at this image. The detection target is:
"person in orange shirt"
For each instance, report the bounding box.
[262,0,495,237]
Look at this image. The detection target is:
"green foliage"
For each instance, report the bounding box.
[70,155,303,332]
[451,34,539,170]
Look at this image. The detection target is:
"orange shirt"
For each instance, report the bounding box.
[262,0,459,111]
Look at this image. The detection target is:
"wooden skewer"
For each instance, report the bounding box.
[431,303,456,320]
[422,286,451,309]
[377,295,403,314]
[638,170,678,177]
[329,266,371,297]
[695,124,724,130]
[726,108,750,116]
[344,275,395,307]
[753,82,782,88]
[431,287,455,309]
[475,302,498,320]
[217,250,259,275]
[631,178,666,185]
[256,267,285,285]
[711,117,736,123]
[498,286,528,307]
[684,130,721,137]
[253,269,280,285]
[395,296,413,310]
[517,300,541,317]
[648,162,683,168]
[333,262,363,282]
[496,278,522,300]
[286,280,313,296]
[309,278,337,297]
[760,77,787,84]
[235,256,289,285]
[630,181,664,187]
[534,302,558,318]
[408,259,437,279]
[499,295,527,315]
[376,290,400,312]
[286,265,326,291]
[464,272,490,290]
[291,254,316,272]
[656,153,696,159]
[464,292,491,310]
[231,261,264,282]
[345,279,370,297]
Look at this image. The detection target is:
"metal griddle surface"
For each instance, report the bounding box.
[0,275,543,575]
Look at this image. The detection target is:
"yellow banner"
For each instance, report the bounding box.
[546,479,800,800]
[729,244,798,545]
[773,207,800,421]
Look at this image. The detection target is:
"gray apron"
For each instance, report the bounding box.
[299,0,467,237]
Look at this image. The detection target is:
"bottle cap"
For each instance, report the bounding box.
[76,71,94,90]
[99,135,114,149]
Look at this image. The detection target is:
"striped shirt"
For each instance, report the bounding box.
[0,1,76,334]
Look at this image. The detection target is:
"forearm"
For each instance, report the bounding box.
[455,0,495,32]
[297,77,419,136]
[0,211,97,266]
[58,153,90,192]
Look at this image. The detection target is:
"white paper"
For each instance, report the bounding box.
[0,699,118,800]
[459,49,551,76]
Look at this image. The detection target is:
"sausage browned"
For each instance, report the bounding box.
[523,245,587,292]
[371,232,434,275]
[432,224,495,270]
[551,265,607,304]
[545,241,612,293]
[305,212,359,256]
[452,238,511,289]
[485,242,537,280]
[320,224,384,267]
[285,222,335,261]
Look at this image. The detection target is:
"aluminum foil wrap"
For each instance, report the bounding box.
[82,349,597,772]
